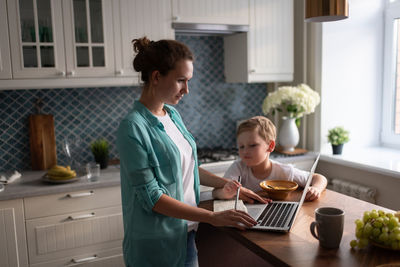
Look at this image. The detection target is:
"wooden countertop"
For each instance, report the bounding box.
[199,189,400,267]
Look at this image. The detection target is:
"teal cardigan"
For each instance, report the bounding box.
[116,100,200,267]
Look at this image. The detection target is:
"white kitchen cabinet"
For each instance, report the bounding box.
[0,199,29,267]
[0,0,12,79]
[24,186,124,267]
[113,0,174,79]
[172,0,249,25]
[224,0,294,83]
[7,0,114,79]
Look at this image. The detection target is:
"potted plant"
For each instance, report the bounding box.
[90,138,109,169]
[327,127,350,155]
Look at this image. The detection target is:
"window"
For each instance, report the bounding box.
[382,0,400,148]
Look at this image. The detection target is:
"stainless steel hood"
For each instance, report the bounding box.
[172,22,249,35]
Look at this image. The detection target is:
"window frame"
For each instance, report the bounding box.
[382,0,400,148]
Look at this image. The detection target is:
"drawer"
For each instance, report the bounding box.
[30,247,124,267]
[24,186,121,219]
[26,206,123,264]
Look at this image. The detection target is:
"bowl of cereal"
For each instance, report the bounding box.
[259,180,298,200]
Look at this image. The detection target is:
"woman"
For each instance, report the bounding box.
[116,37,267,267]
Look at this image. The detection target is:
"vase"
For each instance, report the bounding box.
[332,144,344,155]
[94,155,108,169]
[278,117,299,152]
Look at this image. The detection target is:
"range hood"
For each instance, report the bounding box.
[172,22,249,35]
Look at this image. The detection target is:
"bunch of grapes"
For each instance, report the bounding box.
[350,210,400,250]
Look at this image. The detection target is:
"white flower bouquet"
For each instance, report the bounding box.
[262,84,320,119]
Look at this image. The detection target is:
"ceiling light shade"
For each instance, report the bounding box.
[305,0,349,22]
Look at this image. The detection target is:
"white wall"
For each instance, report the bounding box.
[320,0,384,153]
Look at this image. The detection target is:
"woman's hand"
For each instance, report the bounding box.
[239,187,272,204]
[208,209,257,230]
[305,186,322,201]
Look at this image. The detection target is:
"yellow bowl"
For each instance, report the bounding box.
[259,180,298,200]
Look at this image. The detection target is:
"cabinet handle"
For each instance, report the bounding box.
[250,69,256,73]
[116,70,123,75]
[57,71,66,76]
[66,191,94,198]
[68,212,95,220]
[71,255,98,263]
[66,70,75,76]
[173,16,179,21]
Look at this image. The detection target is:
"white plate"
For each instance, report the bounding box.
[42,174,80,184]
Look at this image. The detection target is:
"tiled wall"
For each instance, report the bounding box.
[0,36,267,172]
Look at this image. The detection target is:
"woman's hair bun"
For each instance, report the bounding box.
[132,37,151,54]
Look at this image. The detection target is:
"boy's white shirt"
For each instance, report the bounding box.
[224,159,310,193]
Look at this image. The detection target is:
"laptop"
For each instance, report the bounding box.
[246,154,320,232]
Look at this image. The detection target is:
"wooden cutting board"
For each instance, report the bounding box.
[29,114,57,170]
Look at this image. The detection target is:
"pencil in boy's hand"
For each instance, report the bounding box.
[234,176,241,210]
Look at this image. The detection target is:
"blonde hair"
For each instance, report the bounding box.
[237,116,276,143]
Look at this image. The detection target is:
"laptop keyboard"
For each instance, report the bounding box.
[257,202,297,228]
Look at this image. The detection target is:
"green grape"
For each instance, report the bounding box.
[363,222,373,237]
[355,219,364,229]
[393,227,400,234]
[350,239,358,248]
[373,220,383,228]
[363,211,371,222]
[396,233,400,241]
[378,210,385,216]
[389,232,397,241]
[382,226,389,233]
[370,211,379,219]
[382,216,390,225]
[388,217,399,230]
[372,227,381,237]
[387,213,394,218]
[356,228,363,239]
[379,232,389,242]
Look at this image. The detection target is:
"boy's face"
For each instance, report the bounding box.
[237,129,274,167]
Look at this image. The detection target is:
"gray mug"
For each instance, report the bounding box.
[310,207,345,248]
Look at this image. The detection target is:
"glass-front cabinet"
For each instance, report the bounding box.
[0,0,12,79]
[62,0,114,77]
[7,0,114,79]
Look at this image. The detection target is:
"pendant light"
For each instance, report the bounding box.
[305,0,349,22]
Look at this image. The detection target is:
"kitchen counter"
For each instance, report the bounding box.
[0,165,121,201]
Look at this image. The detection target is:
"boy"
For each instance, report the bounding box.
[213,116,327,201]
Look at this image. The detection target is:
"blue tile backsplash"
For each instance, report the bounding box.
[0,36,267,172]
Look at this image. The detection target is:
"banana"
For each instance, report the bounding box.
[47,165,76,180]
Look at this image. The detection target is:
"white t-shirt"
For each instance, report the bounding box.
[156,113,198,231]
[224,159,310,193]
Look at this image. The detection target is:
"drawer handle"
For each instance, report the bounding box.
[71,255,97,263]
[68,212,95,220]
[66,191,94,198]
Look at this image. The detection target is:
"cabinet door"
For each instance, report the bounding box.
[63,0,115,77]
[0,0,12,79]
[113,0,174,79]
[248,0,293,82]
[172,0,249,25]
[7,0,66,79]
[0,199,29,267]
[224,0,293,83]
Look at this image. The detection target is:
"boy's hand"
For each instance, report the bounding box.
[239,187,272,204]
[305,186,322,201]
[219,180,240,199]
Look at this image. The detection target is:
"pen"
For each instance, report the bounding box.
[234,176,241,210]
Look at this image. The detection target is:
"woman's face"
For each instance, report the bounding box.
[155,59,193,105]
[237,129,270,167]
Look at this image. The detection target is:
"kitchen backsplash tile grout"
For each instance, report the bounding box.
[0,36,267,172]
